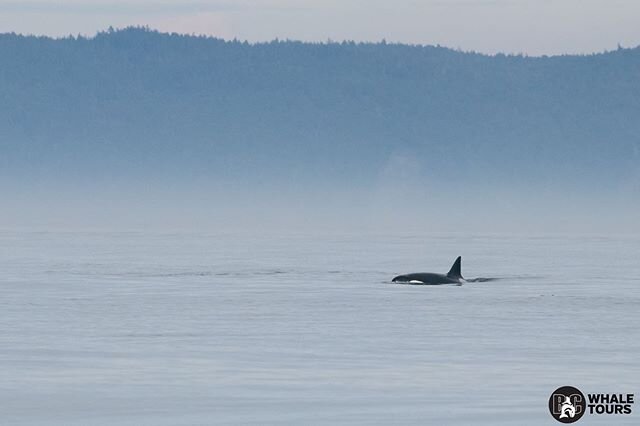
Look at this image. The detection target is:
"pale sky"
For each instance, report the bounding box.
[0,0,638,55]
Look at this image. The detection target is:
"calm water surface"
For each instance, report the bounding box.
[0,231,638,425]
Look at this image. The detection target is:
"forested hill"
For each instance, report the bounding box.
[1,27,639,189]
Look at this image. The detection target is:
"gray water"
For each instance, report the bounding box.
[0,231,638,425]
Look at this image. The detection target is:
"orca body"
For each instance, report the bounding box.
[392,256,463,285]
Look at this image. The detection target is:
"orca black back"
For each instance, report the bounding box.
[392,256,463,285]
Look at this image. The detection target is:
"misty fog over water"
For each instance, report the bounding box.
[2,28,639,234]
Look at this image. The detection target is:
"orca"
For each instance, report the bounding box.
[392,256,463,285]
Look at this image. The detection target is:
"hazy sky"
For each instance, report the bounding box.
[0,0,638,55]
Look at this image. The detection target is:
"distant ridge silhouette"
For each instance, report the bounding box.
[1,27,639,187]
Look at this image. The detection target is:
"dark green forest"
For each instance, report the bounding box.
[1,27,639,190]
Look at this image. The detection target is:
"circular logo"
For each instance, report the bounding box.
[549,386,587,423]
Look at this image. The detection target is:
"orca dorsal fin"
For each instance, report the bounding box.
[446,256,462,278]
